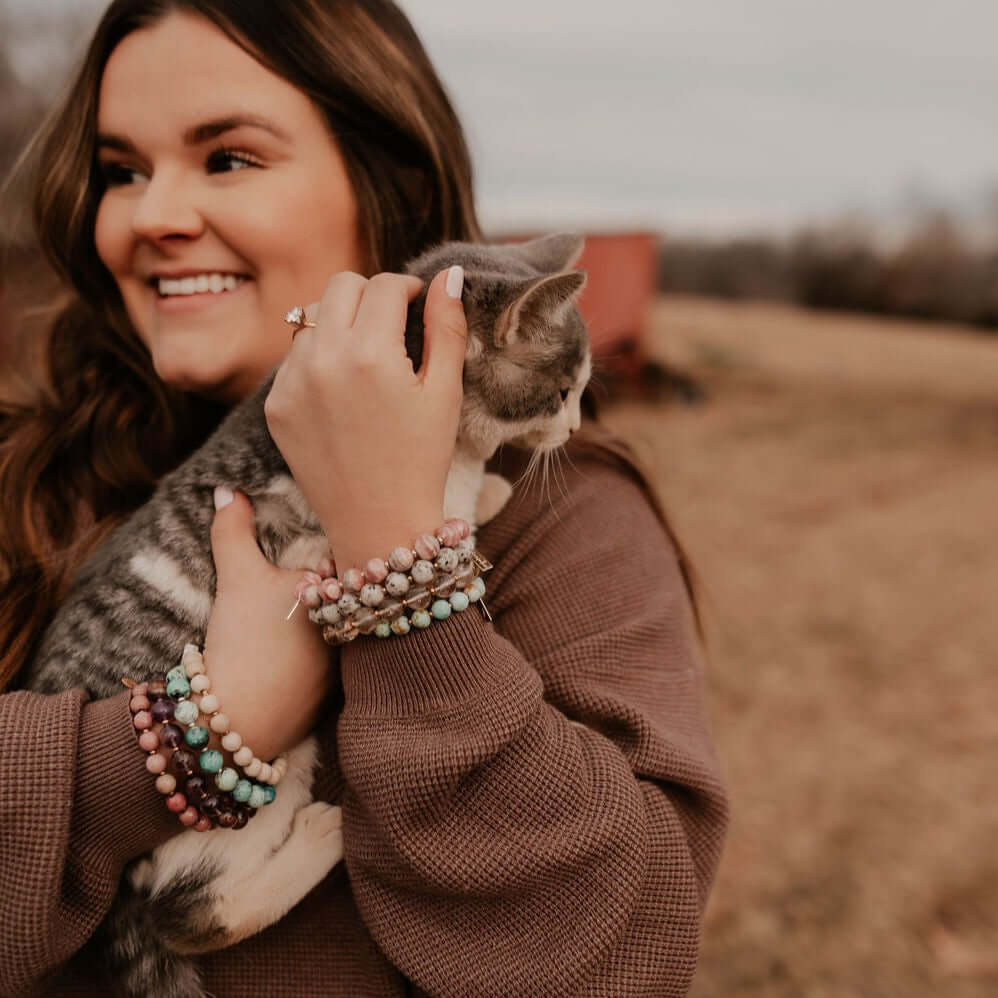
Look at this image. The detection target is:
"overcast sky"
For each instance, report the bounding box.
[6,0,998,237]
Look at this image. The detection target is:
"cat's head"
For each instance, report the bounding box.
[406,234,591,458]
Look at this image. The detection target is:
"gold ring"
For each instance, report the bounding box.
[284,305,317,338]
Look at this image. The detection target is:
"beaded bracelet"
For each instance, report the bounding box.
[172,645,287,787]
[127,680,255,830]
[293,518,493,645]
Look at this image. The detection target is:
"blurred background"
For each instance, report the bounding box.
[2,1,996,993]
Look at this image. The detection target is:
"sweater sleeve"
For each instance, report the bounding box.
[0,687,182,996]
[336,450,730,997]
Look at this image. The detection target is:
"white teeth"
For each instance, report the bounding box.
[157,273,246,297]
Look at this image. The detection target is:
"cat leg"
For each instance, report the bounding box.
[198,800,343,947]
[475,472,513,524]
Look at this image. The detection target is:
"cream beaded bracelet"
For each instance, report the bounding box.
[175,645,287,786]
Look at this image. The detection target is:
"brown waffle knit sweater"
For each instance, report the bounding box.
[0,442,728,997]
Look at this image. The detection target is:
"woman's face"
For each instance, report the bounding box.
[94,12,363,402]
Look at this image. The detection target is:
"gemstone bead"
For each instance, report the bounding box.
[385,572,409,597]
[433,575,456,598]
[150,699,174,723]
[232,779,252,803]
[174,700,199,726]
[166,675,191,699]
[129,694,150,712]
[221,731,242,752]
[245,758,263,779]
[131,682,149,697]
[377,598,404,620]
[248,785,267,809]
[209,713,230,734]
[172,748,196,773]
[148,679,168,697]
[302,584,321,609]
[233,809,250,830]
[436,548,459,572]
[411,609,432,629]
[354,607,378,635]
[431,599,451,620]
[178,807,199,826]
[166,665,186,685]
[165,792,188,813]
[405,589,431,611]
[184,774,207,799]
[233,745,254,767]
[388,546,414,572]
[201,795,222,818]
[316,556,335,578]
[190,674,211,694]
[199,749,223,774]
[138,730,160,752]
[132,710,153,731]
[193,816,213,833]
[263,785,277,805]
[414,534,440,561]
[360,583,385,607]
[391,616,411,635]
[216,811,239,829]
[145,753,168,774]
[216,767,239,791]
[155,772,177,794]
[375,622,392,638]
[342,567,365,592]
[258,763,273,784]
[199,694,220,714]
[364,557,388,583]
[337,593,360,615]
[411,560,435,584]
[184,726,210,749]
[318,602,341,625]
[322,578,343,602]
[449,591,470,612]
[160,723,184,749]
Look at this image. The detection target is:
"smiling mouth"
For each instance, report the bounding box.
[152,273,250,298]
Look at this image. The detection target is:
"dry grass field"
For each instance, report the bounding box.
[600,296,998,997]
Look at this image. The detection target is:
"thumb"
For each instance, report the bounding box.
[422,265,467,388]
[210,487,269,589]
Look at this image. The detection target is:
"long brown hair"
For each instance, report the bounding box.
[0,0,481,690]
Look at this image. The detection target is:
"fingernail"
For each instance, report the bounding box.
[445,265,464,299]
[213,486,234,510]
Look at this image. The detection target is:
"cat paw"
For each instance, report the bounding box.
[291,801,344,850]
[475,472,513,524]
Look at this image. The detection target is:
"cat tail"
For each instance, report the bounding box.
[101,877,210,998]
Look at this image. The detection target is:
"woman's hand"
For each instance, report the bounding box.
[264,266,467,572]
[202,488,332,762]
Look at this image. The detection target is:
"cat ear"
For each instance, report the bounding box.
[513,233,586,273]
[497,270,587,345]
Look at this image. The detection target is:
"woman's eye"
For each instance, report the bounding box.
[206,147,260,173]
[98,162,142,187]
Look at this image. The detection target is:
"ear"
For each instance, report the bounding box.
[513,233,586,272]
[497,270,587,345]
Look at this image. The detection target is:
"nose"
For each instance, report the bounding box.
[131,170,204,242]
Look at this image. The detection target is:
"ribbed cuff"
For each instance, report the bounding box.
[76,688,181,862]
[339,611,542,718]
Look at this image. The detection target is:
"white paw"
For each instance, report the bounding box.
[291,801,343,849]
[476,472,514,524]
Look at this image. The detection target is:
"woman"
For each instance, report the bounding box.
[0,1,728,995]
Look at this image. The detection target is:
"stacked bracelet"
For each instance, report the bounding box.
[295,518,493,646]
[126,645,284,830]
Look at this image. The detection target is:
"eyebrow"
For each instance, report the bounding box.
[96,114,291,154]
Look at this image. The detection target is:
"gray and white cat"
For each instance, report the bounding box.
[23,234,591,998]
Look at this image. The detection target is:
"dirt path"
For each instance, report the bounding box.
[601,296,998,997]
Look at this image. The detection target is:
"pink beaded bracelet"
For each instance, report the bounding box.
[293,518,493,646]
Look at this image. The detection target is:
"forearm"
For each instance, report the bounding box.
[337,614,723,997]
[0,688,180,994]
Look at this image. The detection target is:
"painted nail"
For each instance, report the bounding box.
[213,486,234,510]
[445,264,464,299]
